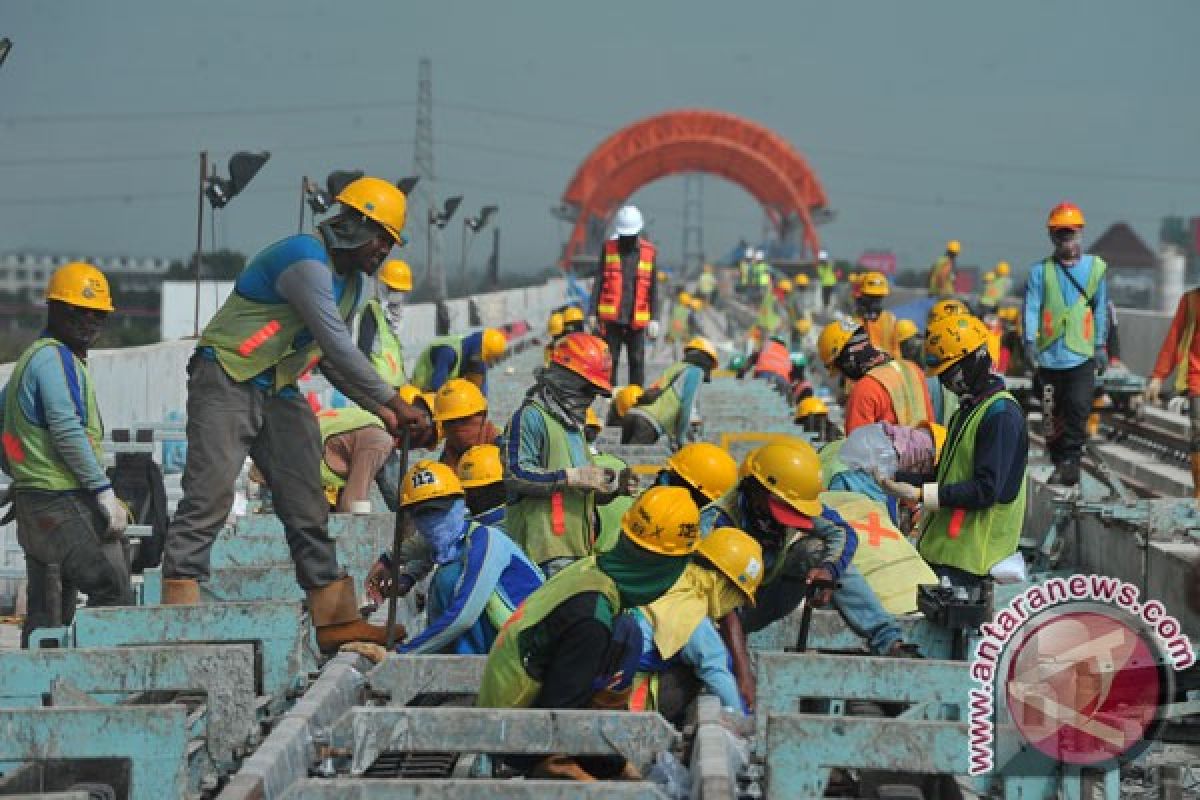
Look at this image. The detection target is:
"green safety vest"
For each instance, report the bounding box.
[505,401,597,565]
[918,391,1026,576]
[200,261,363,392]
[636,361,691,432]
[697,272,716,294]
[756,294,781,335]
[1,339,104,491]
[592,452,634,553]
[1036,256,1106,357]
[668,302,691,339]
[412,335,464,391]
[477,556,621,708]
[817,439,849,488]
[738,260,751,286]
[754,262,771,287]
[817,261,837,287]
[316,406,385,489]
[362,299,406,388]
[980,275,1010,307]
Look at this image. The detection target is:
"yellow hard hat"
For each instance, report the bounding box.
[984,272,996,282]
[684,336,719,364]
[894,318,920,344]
[795,274,810,287]
[923,313,990,375]
[621,486,701,556]
[928,298,970,324]
[46,262,115,312]
[778,279,793,293]
[585,406,601,429]
[336,176,408,243]
[613,384,644,417]
[698,527,764,605]
[996,261,1010,276]
[563,306,585,326]
[480,328,507,363]
[917,421,948,464]
[739,438,823,518]
[433,378,488,422]
[859,271,890,298]
[793,396,829,420]
[946,240,962,255]
[666,442,738,502]
[378,259,413,292]
[794,317,813,335]
[678,291,693,305]
[547,312,565,338]
[817,320,857,369]
[849,273,864,285]
[690,297,704,312]
[456,444,503,488]
[657,271,668,283]
[400,459,463,507]
[399,385,443,441]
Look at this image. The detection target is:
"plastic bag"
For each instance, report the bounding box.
[646,751,691,800]
[838,423,899,479]
[990,552,1028,584]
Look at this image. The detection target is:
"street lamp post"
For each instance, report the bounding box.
[427,196,463,301]
[460,205,498,292]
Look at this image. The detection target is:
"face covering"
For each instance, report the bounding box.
[412,497,469,564]
[531,365,598,428]
[939,348,990,397]
[596,534,690,609]
[856,296,884,321]
[383,290,406,330]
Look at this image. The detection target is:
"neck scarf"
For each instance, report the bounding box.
[528,365,595,429]
[413,498,470,564]
[597,534,689,609]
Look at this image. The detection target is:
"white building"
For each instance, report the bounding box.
[0,251,173,296]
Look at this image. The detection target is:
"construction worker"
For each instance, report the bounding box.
[411,328,507,396]
[394,460,543,655]
[1145,288,1200,497]
[819,321,933,432]
[816,249,837,309]
[745,334,792,397]
[928,298,970,326]
[979,262,1010,312]
[0,263,133,647]
[630,527,762,721]
[665,291,693,354]
[701,439,915,708]
[894,318,922,365]
[477,486,700,781]
[754,280,783,340]
[562,305,585,334]
[879,313,1028,591]
[751,250,772,305]
[697,263,717,306]
[608,383,643,428]
[504,332,616,577]
[737,247,754,293]
[621,336,719,449]
[356,258,411,388]
[794,396,835,441]
[543,311,565,366]
[928,240,960,297]
[457,444,507,526]
[432,378,500,472]
[855,271,899,356]
[788,351,814,403]
[1023,202,1108,486]
[161,176,429,651]
[587,205,660,387]
[315,406,394,512]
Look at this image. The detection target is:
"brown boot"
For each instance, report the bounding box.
[306,576,405,654]
[1191,453,1200,500]
[162,578,200,605]
[529,755,597,781]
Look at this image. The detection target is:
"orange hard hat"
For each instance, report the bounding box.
[1046,202,1085,230]
[550,332,613,395]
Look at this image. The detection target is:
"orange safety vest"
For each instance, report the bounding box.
[863,359,933,426]
[753,339,792,381]
[596,238,655,330]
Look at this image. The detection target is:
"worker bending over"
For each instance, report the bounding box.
[1145,286,1200,497]
[0,263,133,647]
[432,378,500,471]
[316,406,394,512]
[621,336,718,449]
[819,321,932,432]
[411,328,507,396]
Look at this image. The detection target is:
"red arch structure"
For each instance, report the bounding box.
[558,109,829,268]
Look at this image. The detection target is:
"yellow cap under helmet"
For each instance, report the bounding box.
[739,437,823,517]
[456,444,503,488]
[621,486,701,556]
[400,460,463,507]
[666,442,738,502]
[433,378,488,422]
[924,313,990,375]
[698,527,764,604]
[378,259,413,292]
[336,176,408,243]
[46,262,115,312]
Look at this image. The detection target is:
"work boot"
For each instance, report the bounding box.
[306,576,406,654]
[161,578,201,605]
[887,641,924,659]
[1048,460,1080,487]
[529,755,597,782]
[1190,453,1200,500]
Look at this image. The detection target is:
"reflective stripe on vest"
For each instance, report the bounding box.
[1036,256,1106,357]
[364,299,407,388]
[864,359,931,427]
[917,391,1026,576]
[596,239,656,329]
[317,406,385,489]
[1,339,104,491]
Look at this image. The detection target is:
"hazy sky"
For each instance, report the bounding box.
[2,0,1198,281]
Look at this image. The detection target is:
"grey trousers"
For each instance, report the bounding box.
[163,356,341,589]
[15,490,132,647]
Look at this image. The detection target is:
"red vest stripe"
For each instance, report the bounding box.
[596,239,655,330]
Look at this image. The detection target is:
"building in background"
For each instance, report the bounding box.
[0,250,171,297]
[1087,222,1157,309]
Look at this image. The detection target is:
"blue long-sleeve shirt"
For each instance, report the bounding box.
[503,400,591,497]
[427,331,487,395]
[936,376,1027,510]
[634,612,744,713]
[669,363,704,444]
[0,340,110,491]
[1023,254,1108,370]
[399,522,543,655]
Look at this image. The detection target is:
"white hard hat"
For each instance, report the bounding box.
[755,249,766,260]
[818,250,829,261]
[743,247,754,258]
[614,205,644,236]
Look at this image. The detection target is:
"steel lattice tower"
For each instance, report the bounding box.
[412,57,444,298]
[682,173,704,277]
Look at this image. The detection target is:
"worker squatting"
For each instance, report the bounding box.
[4,185,1200,782]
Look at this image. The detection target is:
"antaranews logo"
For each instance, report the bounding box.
[968,574,1194,776]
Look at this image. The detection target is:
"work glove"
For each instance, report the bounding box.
[565,466,618,493]
[874,471,923,504]
[646,319,661,340]
[340,642,389,664]
[1144,377,1163,407]
[1023,341,1039,371]
[1094,349,1109,377]
[95,488,130,536]
[384,393,432,435]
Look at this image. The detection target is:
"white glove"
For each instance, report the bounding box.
[1144,377,1162,406]
[565,466,618,493]
[646,319,661,340]
[96,488,130,536]
[874,472,924,504]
